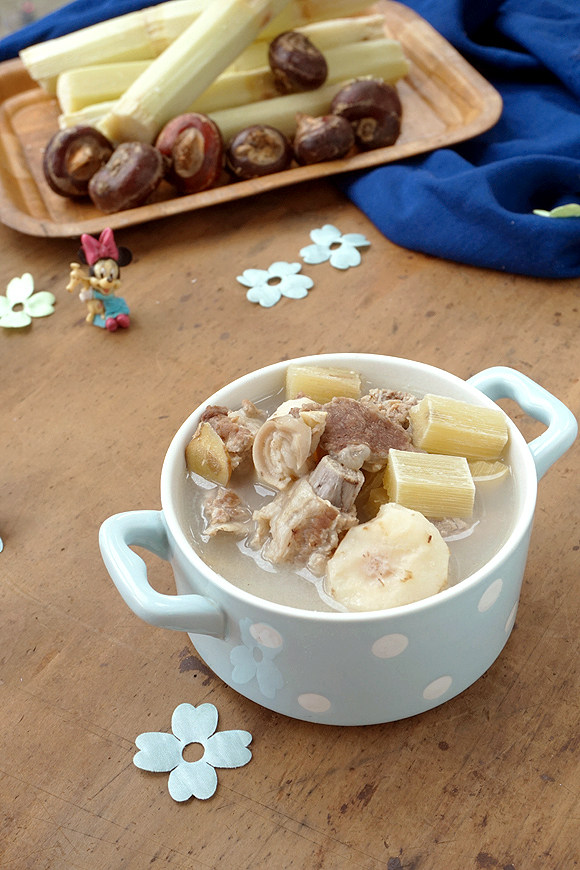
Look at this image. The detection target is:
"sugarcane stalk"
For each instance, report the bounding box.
[20,0,206,94]
[57,37,408,118]
[228,14,387,70]
[21,0,376,95]
[97,0,293,144]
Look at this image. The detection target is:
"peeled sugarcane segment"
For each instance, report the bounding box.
[285,364,362,404]
[228,14,387,71]
[260,0,375,39]
[20,0,206,94]
[57,37,408,118]
[21,0,379,96]
[57,60,150,114]
[468,459,510,483]
[59,102,115,130]
[409,394,509,460]
[385,449,475,519]
[97,0,292,144]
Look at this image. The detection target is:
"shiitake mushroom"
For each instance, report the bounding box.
[42,125,114,197]
[268,31,328,93]
[226,124,292,180]
[330,79,402,150]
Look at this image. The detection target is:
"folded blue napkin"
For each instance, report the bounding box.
[336,0,580,278]
[1,0,579,277]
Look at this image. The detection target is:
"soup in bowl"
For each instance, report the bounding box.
[100,354,576,725]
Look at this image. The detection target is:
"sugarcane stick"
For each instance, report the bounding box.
[57,38,409,117]
[56,13,389,113]
[228,14,387,70]
[208,81,346,142]
[20,0,206,94]
[97,0,293,144]
[21,0,375,95]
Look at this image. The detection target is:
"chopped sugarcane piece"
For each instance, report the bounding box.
[468,459,510,482]
[409,394,509,460]
[285,364,361,403]
[385,449,475,518]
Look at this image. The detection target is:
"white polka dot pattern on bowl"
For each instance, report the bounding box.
[423,675,453,701]
[505,602,518,634]
[372,633,409,659]
[249,623,283,649]
[298,693,332,714]
[477,577,503,612]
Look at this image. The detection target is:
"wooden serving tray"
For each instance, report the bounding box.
[0,1,502,238]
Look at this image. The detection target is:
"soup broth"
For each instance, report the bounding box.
[179,381,516,612]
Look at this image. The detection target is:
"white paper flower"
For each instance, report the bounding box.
[133,702,252,802]
[300,224,371,270]
[237,261,314,307]
[0,273,55,328]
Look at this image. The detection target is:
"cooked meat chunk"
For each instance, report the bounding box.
[200,400,266,469]
[250,477,357,576]
[252,409,326,490]
[309,446,369,511]
[319,397,413,471]
[360,389,418,428]
[203,486,251,537]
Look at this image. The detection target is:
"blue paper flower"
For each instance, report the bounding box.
[230,618,284,699]
[236,261,313,307]
[0,273,55,328]
[300,224,370,270]
[133,702,252,802]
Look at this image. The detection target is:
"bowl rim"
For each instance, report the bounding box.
[161,353,538,622]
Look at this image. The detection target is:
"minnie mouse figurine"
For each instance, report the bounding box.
[66,228,133,331]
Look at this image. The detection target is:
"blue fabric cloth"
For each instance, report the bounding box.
[1,0,579,277]
[337,0,580,277]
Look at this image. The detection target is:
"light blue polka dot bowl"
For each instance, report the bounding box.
[100,355,577,725]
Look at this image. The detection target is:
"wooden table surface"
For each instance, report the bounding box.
[1,176,579,870]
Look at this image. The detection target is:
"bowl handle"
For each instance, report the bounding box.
[99,510,225,637]
[467,366,577,480]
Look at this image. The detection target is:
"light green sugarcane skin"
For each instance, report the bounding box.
[20,0,207,94]
[97,0,292,143]
[59,38,408,121]
[228,14,387,71]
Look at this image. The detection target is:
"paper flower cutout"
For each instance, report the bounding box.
[230,618,284,699]
[133,702,252,802]
[0,273,55,328]
[533,203,580,218]
[300,224,370,270]
[237,261,313,307]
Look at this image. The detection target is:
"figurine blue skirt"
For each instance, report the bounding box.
[92,290,130,330]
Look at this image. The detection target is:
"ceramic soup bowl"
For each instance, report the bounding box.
[100,355,577,725]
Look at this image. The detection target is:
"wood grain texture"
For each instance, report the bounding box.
[0,89,578,870]
[0,1,502,237]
